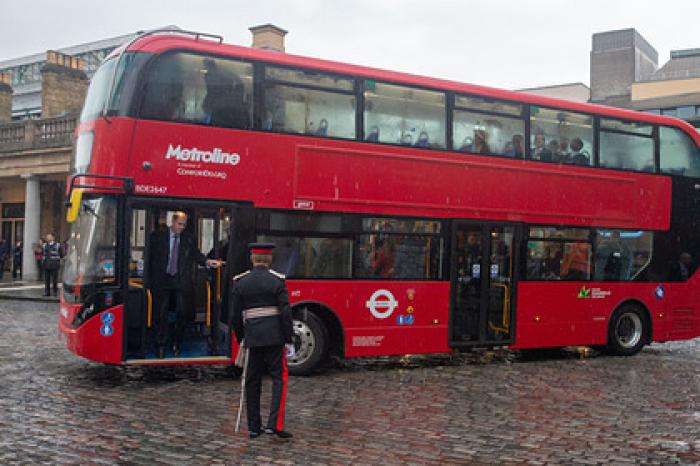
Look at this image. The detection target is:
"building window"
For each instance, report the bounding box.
[677,106,696,120]
[1,203,25,218]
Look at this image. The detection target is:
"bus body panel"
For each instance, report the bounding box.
[512,282,699,349]
[82,118,137,179]
[59,300,124,364]
[118,119,672,230]
[286,280,451,357]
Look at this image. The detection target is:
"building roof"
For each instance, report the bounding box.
[648,49,700,81]
[0,27,178,117]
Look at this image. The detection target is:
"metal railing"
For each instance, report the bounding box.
[0,114,77,152]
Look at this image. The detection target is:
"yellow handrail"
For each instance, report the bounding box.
[146,289,152,328]
[216,267,222,305]
[129,279,153,328]
[206,282,211,327]
[489,283,510,335]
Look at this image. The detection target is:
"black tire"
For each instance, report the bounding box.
[287,311,327,376]
[605,305,648,356]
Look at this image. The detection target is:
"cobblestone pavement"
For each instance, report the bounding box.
[1,301,699,465]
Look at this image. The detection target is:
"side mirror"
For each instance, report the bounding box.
[65,188,83,224]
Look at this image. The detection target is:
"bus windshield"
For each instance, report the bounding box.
[63,195,118,290]
[80,59,118,122]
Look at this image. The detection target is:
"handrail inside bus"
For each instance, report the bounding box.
[102,28,224,119]
[489,283,510,336]
[206,281,211,327]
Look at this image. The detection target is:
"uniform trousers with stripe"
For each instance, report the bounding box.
[246,345,288,433]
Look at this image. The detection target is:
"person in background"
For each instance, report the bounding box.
[594,231,632,281]
[414,131,430,148]
[531,132,552,161]
[366,126,380,143]
[0,238,7,280]
[570,138,590,166]
[34,239,45,279]
[546,140,561,162]
[12,240,23,280]
[670,252,692,281]
[42,233,63,296]
[505,134,525,158]
[561,242,589,280]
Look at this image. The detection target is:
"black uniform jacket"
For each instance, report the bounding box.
[231,266,294,347]
[147,227,207,292]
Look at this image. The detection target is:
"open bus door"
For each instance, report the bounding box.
[449,222,521,347]
[123,199,254,363]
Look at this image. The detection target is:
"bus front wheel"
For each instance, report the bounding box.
[605,304,648,356]
[287,311,327,376]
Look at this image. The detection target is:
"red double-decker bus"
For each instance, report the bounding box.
[59,29,700,374]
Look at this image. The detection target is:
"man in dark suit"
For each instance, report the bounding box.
[231,242,294,440]
[148,211,222,358]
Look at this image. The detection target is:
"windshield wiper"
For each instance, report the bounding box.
[82,202,99,218]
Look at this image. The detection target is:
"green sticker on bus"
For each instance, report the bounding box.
[577,286,591,299]
[365,79,376,91]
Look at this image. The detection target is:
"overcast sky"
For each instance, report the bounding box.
[2,0,699,90]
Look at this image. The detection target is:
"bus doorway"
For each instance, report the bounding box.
[123,199,254,362]
[449,222,520,347]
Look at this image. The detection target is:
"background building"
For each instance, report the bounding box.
[589,28,700,130]
[519,83,590,103]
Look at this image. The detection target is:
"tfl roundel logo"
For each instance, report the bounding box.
[366,289,398,319]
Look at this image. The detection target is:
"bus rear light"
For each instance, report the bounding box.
[432,319,439,324]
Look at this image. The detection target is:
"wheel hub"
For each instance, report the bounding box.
[615,312,642,349]
[287,319,316,367]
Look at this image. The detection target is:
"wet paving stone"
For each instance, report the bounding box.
[1,301,700,465]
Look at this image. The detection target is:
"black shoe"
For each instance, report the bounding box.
[265,429,293,439]
[249,431,261,439]
[158,347,166,359]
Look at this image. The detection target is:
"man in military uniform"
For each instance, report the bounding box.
[231,242,294,439]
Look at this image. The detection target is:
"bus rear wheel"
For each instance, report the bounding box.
[605,304,648,356]
[287,311,327,376]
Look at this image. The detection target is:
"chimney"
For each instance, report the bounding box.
[41,50,89,118]
[0,71,12,123]
[249,24,287,52]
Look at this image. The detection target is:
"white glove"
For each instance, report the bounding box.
[285,343,296,357]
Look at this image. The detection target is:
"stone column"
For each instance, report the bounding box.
[22,175,41,281]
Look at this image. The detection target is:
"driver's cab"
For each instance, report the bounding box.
[124,199,254,362]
